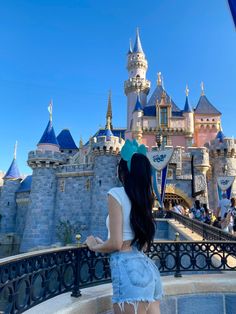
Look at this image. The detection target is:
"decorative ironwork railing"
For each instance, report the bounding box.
[0,241,236,314]
[168,211,236,241]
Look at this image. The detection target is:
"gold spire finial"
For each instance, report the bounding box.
[185,85,189,97]
[105,90,113,130]
[14,141,18,160]
[48,99,53,122]
[79,137,83,149]
[157,72,162,86]
[201,82,205,96]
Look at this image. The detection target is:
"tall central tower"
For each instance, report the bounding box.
[124,29,150,138]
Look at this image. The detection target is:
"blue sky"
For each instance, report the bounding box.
[0,0,235,174]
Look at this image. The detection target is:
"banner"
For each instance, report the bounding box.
[217,176,235,201]
[152,168,162,206]
[161,165,168,204]
[217,176,235,191]
[147,148,174,171]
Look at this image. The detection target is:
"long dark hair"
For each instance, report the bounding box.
[118,154,155,250]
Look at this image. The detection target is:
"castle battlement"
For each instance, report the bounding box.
[124,77,151,95]
[92,136,124,156]
[206,138,236,158]
[28,150,66,169]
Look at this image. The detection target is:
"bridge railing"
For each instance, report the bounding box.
[167,211,236,241]
[0,241,236,314]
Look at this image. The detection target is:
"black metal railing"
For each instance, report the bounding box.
[168,211,236,241]
[0,241,236,314]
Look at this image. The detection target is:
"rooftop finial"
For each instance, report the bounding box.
[48,99,53,122]
[201,82,205,96]
[157,72,162,86]
[105,90,113,130]
[79,136,83,149]
[14,141,18,160]
[185,85,189,97]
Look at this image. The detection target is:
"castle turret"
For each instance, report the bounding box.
[90,135,124,239]
[0,142,22,233]
[124,28,150,135]
[194,82,221,147]
[206,133,236,210]
[20,104,66,252]
[183,85,194,147]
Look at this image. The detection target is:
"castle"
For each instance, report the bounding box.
[0,30,235,253]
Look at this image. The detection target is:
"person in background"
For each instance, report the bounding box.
[228,197,236,234]
[202,204,211,225]
[171,200,183,215]
[216,193,231,228]
[189,200,204,221]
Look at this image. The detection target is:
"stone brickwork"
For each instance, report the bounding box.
[0,179,21,233]
[1,130,235,253]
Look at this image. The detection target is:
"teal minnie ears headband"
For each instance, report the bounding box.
[120,139,147,171]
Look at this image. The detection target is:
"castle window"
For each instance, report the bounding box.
[160,107,168,127]
[207,119,209,121]
[69,150,72,153]
[85,178,90,191]
[201,119,203,121]
[136,74,140,78]
[59,180,65,192]
[212,119,215,121]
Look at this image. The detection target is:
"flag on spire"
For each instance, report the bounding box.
[48,99,53,121]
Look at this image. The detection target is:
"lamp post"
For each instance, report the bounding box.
[156,129,163,149]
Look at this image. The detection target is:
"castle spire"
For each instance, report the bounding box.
[105,90,113,130]
[184,85,192,112]
[3,142,21,180]
[128,38,133,54]
[37,102,59,151]
[133,27,144,53]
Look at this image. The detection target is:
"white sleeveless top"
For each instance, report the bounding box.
[106,187,134,241]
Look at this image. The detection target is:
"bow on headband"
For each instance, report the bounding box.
[120,139,147,171]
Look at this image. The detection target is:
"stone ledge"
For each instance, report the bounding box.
[24,273,236,314]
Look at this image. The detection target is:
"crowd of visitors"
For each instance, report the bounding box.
[168,194,236,235]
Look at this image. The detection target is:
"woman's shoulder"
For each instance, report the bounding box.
[108,186,124,195]
[107,187,125,205]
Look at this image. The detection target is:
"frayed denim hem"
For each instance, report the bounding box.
[112,295,163,314]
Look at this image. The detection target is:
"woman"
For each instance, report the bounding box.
[228,197,236,234]
[202,204,211,225]
[86,139,163,314]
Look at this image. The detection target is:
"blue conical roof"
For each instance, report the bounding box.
[216,130,225,142]
[38,120,59,146]
[195,95,221,115]
[133,29,144,53]
[183,96,192,113]
[57,129,78,149]
[104,128,113,141]
[133,96,143,112]
[4,159,21,180]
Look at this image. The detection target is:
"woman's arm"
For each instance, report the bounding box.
[86,194,123,253]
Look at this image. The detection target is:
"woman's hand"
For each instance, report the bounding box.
[85,235,99,251]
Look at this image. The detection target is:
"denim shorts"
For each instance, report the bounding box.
[109,247,163,311]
